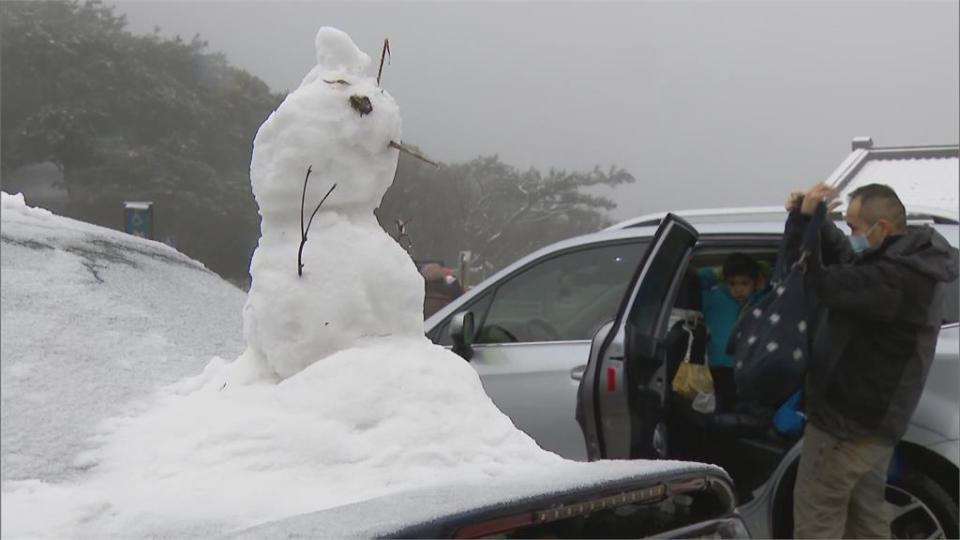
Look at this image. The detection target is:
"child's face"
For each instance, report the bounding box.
[725,274,757,303]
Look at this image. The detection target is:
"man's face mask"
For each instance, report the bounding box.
[849,222,879,254]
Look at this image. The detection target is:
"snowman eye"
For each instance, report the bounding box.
[349,95,373,116]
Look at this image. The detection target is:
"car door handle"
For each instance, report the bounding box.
[570,365,586,381]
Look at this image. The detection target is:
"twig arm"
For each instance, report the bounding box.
[305,184,338,236]
[298,166,312,276]
[377,38,391,86]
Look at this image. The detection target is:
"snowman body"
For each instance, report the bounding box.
[243,28,424,379]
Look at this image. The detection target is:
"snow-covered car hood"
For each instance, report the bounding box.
[224,460,731,539]
[0,192,246,482]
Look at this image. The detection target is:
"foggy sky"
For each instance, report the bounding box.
[113,1,960,220]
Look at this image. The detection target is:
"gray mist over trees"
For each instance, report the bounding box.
[112,1,960,220]
[2,1,632,284]
[1,1,280,283]
[378,154,635,280]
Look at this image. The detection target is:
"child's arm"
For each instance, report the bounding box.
[697,266,721,290]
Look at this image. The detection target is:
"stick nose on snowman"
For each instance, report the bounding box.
[388,140,439,168]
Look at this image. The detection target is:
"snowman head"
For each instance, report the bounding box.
[313,27,371,75]
[250,27,408,227]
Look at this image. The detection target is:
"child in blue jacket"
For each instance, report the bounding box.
[698,253,768,410]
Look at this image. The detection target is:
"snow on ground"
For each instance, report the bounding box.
[0,192,246,483]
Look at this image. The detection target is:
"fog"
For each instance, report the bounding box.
[113,1,959,219]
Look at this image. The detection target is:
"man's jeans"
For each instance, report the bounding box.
[793,423,895,539]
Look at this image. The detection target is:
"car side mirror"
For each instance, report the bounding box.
[449,311,475,361]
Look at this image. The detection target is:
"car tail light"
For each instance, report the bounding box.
[453,512,535,539]
[667,476,707,495]
[453,484,669,539]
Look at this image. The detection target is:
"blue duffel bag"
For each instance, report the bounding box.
[726,203,825,406]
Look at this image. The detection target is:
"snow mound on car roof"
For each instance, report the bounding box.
[2,336,566,538]
[0,192,561,538]
[0,194,717,539]
[0,191,246,482]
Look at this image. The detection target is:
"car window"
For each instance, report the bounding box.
[474,242,648,344]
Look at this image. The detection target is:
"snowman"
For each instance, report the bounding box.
[242,27,433,379]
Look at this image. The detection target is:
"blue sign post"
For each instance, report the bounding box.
[123,201,154,239]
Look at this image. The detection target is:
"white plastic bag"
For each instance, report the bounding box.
[692,390,716,414]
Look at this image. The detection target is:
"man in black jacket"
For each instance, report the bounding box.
[785,183,958,539]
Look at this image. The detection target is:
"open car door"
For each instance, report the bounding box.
[577,214,699,460]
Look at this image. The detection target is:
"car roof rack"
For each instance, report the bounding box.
[608,207,787,230]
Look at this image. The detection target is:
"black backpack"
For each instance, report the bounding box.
[727,203,826,406]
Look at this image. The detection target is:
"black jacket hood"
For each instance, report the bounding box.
[882,225,959,283]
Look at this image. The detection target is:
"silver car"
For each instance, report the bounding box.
[425,141,959,538]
